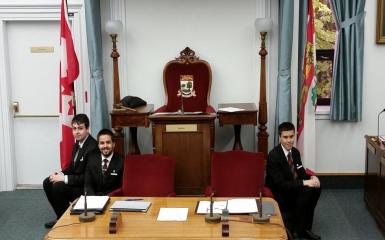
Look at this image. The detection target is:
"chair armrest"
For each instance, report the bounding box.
[204,186,214,197]
[167,192,177,197]
[206,105,216,113]
[262,186,274,198]
[305,168,315,176]
[154,105,168,113]
[108,188,123,197]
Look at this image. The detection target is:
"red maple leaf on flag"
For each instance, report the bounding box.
[59,0,79,170]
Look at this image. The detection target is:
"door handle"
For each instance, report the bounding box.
[12,101,58,118]
[13,101,19,113]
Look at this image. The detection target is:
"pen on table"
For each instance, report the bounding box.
[124,198,144,201]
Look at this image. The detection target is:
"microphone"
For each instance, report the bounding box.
[79,186,96,222]
[178,84,185,115]
[377,109,385,144]
[205,191,221,223]
[252,190,270,223]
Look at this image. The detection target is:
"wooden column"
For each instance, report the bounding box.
[257,32,269,158]
[110,34,121,107]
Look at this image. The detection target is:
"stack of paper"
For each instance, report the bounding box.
[218,107,245,112]
[71,195,110,214]
[110,200,152,212]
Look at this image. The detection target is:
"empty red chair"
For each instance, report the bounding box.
[205,150,273,198]
[109,154,176,197]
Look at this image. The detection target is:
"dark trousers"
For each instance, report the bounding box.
[43,177,83,219]
[281,186,321,234]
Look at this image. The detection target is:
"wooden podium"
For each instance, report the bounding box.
[364,135,385,234]
[150,113,216,195]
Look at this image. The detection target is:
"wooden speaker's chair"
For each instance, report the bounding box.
[205,150,273,198]
[155,47,215,113]
[108,154,176,197]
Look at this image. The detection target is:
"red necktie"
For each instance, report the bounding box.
[102,159,108,175]
[287,152,297,179]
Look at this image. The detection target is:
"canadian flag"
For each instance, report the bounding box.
[59,0,79,170]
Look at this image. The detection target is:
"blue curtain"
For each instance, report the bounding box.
[84,0,110,134]
[329,0,366,121]
[297,0,308,114]
[274,0,294,145]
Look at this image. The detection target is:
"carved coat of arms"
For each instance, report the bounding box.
[177,75,196,98]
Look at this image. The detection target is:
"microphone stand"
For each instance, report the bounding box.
[79,186,96,222]
[179,85,184,115]
[252,191,270,223]
[377,109,385,144]
[205,192,221,223]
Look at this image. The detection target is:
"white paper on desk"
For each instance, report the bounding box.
[218,107,245,112]
[72,195,109,211]
[227,198,258,214]
[196,201,227,214]
[157,208,188,221]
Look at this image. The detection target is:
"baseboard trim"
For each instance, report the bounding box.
[16,184,43,190]
[316,173,364,176]
[317,175,364,189]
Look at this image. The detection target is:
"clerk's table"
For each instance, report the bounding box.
[45,197,287,240]
[110,104,154,156]
[217,103,258,150]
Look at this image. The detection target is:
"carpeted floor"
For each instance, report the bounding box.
[312,189,384,240]
[0,189,383,240]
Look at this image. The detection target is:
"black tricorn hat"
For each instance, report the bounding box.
[120,96,147,108]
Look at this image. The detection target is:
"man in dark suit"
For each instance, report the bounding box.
[265,122,321,240]
[85,129,123,196]
[43,114,97,228]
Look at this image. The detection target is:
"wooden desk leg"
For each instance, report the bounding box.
[128,127,140,155]
[113,127,125,157]
[233,124,243,150]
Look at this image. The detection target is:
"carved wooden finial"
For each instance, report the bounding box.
[175,47,200,64]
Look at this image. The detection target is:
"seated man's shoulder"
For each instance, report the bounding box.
[86,150,101,163]
[291,147,301,156]
[86,136,98,148]
[267,145,281,158]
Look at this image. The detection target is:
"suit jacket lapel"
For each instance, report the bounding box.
[277,145,294,177]
[74,136,93,167]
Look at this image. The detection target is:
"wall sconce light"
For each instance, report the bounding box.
[254,18,272,157]
[105,20,123,108]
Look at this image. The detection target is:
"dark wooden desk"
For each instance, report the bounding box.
[110,104,154,156]
[46,197,287,239]
[364,135,385,234]
[217,103,258,150]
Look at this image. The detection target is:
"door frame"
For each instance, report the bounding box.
[0,1,89,191]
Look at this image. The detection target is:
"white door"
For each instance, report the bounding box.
[8,20,61,186]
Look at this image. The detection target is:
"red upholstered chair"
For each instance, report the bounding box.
[108,154,176,197]
[155,47,215,113]
[205,150,273,198]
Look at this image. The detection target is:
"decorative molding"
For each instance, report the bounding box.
[0,1,86,191]
[0,21,16,191]
[175,47,200,64]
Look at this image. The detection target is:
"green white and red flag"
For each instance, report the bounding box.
[297,0,317,165]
